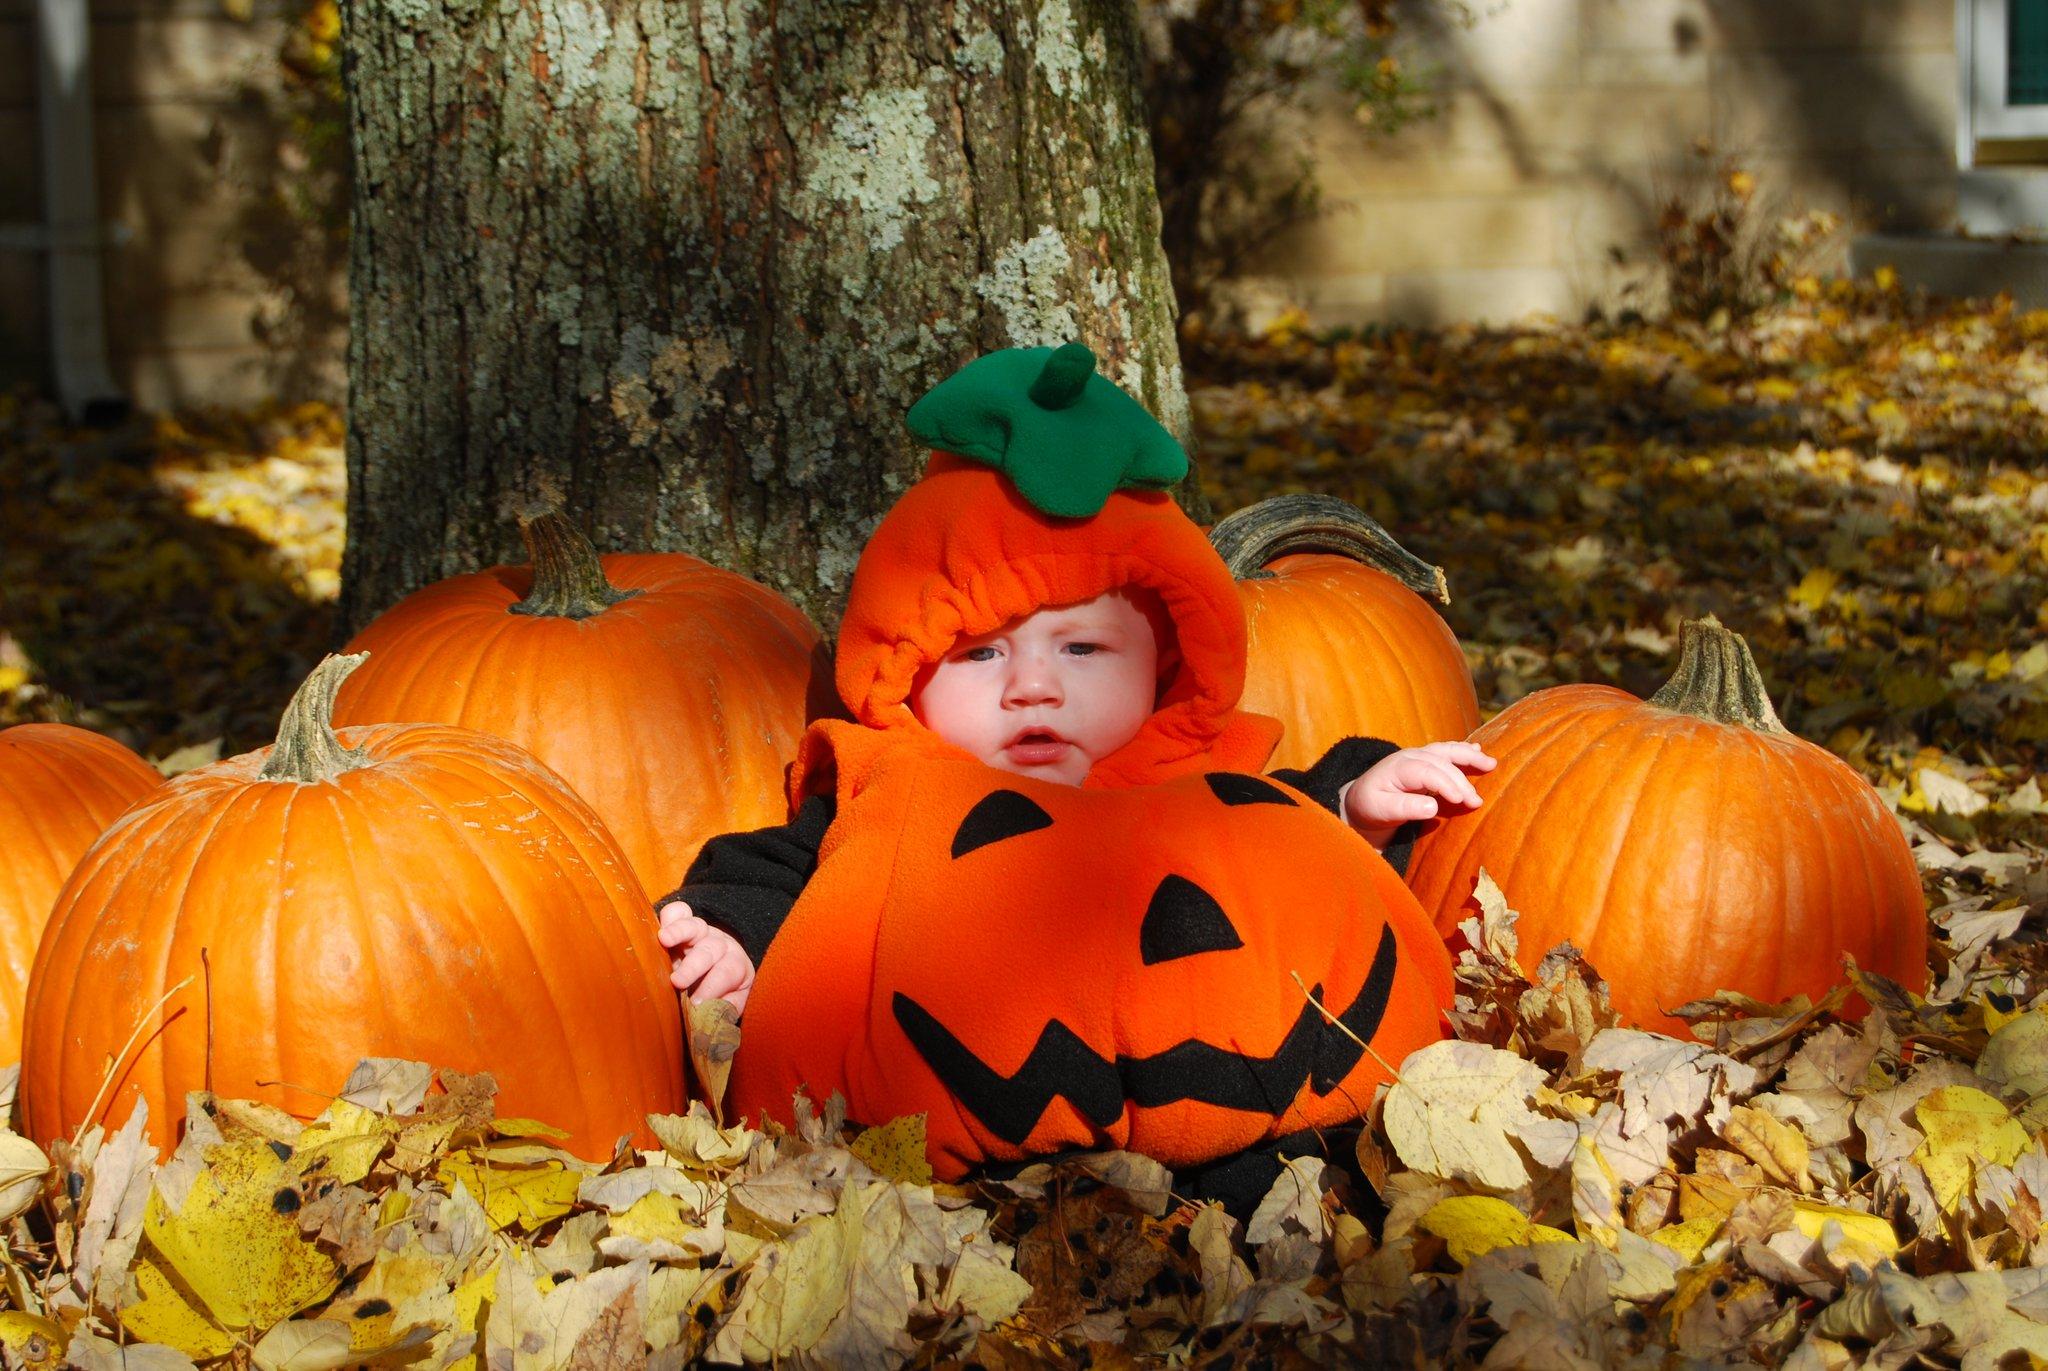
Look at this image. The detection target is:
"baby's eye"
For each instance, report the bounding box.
[1065,642,1103,657]
[959,645,1000,663]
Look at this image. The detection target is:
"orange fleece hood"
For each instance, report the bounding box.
[793,345,1282,797]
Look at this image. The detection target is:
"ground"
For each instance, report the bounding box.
[0,279,2043,1366]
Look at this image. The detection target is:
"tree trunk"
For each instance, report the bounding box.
[339,0,1193,635]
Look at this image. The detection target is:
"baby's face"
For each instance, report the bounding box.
[909,589,1162,786]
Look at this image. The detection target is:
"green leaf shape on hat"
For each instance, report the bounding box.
[904,342,1189,518]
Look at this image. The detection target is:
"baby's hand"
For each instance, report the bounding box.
[656,900,757,1014]
[1342,741,1497,843]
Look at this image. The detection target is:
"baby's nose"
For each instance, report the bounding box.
[1004,661,1063,705]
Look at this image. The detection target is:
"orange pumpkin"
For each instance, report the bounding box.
[1211,495,1479,770]
[334,512,826,899]
[0,724,161,1060]
[731,726,1455,1178]
[21,655,684,1157]
[1404,617,1927,1033]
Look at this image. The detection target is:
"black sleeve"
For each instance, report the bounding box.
[654,793,837,967]
[1269,735,1423,877]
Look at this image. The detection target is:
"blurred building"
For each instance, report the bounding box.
[1,0,2037,408]
[1,0,344,412]
[1226,0,1977,329]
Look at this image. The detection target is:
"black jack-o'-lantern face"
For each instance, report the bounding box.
[842,767,1452,1174]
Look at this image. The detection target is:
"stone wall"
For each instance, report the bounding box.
[1,0,345,409]
[1225,0,1958,328]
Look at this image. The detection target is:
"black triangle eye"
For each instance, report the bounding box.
[952,789,1055,858]
[1204,773,1298,807]
[1140,875,1244,965]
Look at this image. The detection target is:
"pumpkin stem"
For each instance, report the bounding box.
[1647,616,1789,734]
[511,510,641,620]
[260,653,372,783]
[1207,493,1450,603]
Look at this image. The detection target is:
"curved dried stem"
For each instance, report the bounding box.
[1208,493,1450,603]
[512,509,640,620]
[260,652,372,783]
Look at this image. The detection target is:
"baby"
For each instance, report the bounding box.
[660,569,1492,1013]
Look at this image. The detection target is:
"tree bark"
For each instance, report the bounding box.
[340,0,1193,634]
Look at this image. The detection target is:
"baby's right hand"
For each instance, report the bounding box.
[656,900,757,1014]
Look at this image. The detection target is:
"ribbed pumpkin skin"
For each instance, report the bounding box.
[1240,554,1480,770]
[0,725,161,1061]
[334,553,822,897]
[20,723,684,1156]
[1404,685,1927,1033]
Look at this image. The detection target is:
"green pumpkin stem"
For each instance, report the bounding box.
[1208,493,1450,603]
[1647,616,1789,734]
[511,510,640,620]
[1029,342,1096,410]
[260,653,372,783]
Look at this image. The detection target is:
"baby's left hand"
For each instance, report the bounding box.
[1342,741,1497,839]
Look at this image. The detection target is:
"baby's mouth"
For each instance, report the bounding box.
[1003,727,1071,763]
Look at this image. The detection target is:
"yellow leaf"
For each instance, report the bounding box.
[292,1103,398,1186]
[1676,1173,1745,1222]
[1649,1215,1724,1264]
[1983,998,2032,1034]
[491,1118,571,1141]
[850,1115,934,1186]
[1417,1195,1574,1266]
[1867,398,1909,440]
[328,1241,454,1355]
[0,667,27,693]
[1790,1201,1897,1256]
[141,1141,339,1337]
[119,1248,239,1359]
[612,1191,691,1244]
[1755,377,1800,401]
[445,1268,498,1371]
[1722,1105,1811,1192]
[1912,1086,2029,1213]
[436,1152,581,1232]
[0,1312,67,1371]
[1789,568,1837,613]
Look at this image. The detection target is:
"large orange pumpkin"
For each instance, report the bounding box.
[1405,617,1927,1033]
[731,727,1455,1178]
[333,512,826,899]
[1211,495,1480,770]
[0,724,161,1060]
[21,655,684,1157]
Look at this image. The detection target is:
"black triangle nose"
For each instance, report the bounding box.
[1140,874,1244,965]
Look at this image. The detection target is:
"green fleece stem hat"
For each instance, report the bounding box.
[904,342,1188,518]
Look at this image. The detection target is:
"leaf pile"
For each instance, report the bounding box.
[1,865,2044,1368]
[0,394,342,763]
[1,279,2045,1363]
[1190,276,2045,830]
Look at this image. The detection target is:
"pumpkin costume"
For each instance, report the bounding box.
[674,345,1455,1186]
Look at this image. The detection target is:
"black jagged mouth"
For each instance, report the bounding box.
[890,925,1399,1148]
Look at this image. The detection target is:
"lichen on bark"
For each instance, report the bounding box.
[342,0,1198,634]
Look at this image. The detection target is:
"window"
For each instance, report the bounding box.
[1963,0,2048,155]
